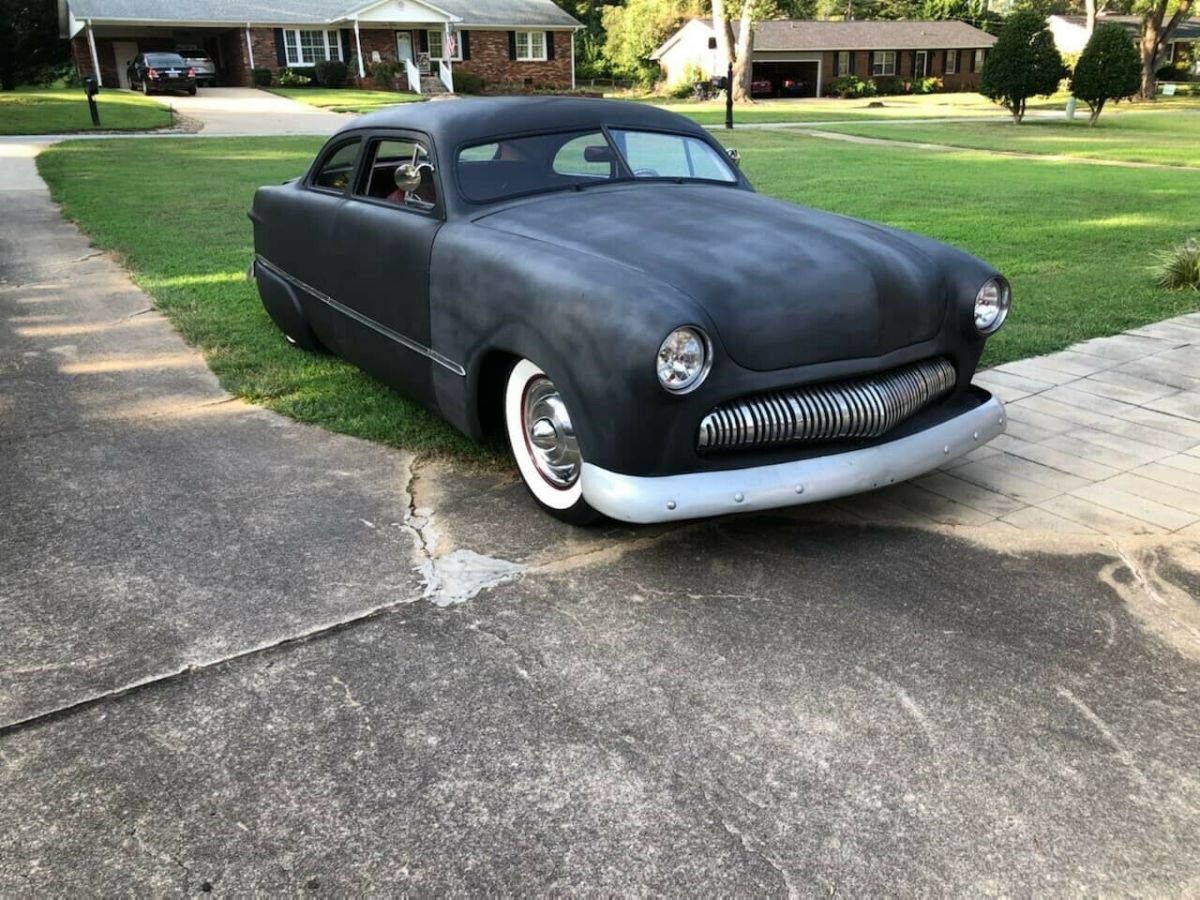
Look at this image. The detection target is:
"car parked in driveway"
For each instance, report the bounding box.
[175,47,216,86]
[249,97,1011,524]
[126,52,196,95]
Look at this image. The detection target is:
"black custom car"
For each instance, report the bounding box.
[249,97,1010,524]
[127,52,197,95]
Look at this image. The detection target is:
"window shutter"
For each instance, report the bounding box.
[273,29,286,68]
[869,51,875,73]
[340,29,352,63]
[969,49,975,72]
[546,31,555,60]
[461,30,471,60]
[849,50,855,74]
[832,52,839,77]
[908,50,915,76]
[508,31,517,60]
[419,30,429,53]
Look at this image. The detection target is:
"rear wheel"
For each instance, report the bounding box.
[142,80,152,95]
[188,85,197,96]
[504,359,601,525]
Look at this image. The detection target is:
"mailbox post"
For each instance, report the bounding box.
[725,61,734,130]
[83,77,101,127]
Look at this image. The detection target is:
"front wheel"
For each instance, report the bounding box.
[142,80,152,95]
[504,359,602,525]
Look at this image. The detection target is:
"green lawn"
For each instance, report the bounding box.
[820,101,1200,168]
[268,87,423,113]
[0,87,173,134]
[36,131,1199,458]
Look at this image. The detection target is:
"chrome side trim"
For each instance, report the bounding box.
[582,394,1006,524]
[254,254,466,377]
[699,357,957,451]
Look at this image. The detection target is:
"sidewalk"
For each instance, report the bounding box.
[836,316,1200,536]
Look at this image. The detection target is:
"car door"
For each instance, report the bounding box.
[329,130,444,406]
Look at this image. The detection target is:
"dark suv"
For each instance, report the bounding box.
[127,52,197,96]
[176,47,217,86]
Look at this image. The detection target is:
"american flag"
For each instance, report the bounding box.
[445,29,457,58]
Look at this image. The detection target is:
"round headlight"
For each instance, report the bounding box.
[656,326,711,394]
[974,277,1011,334]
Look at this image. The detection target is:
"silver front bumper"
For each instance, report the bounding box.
[581,395,1006,524]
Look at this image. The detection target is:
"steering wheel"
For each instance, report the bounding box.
[633,167,660,178]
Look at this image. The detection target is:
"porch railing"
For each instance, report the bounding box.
[438,60,454,94]
[405,58,422,95]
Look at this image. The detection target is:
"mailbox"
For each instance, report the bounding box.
[83,76,100,97]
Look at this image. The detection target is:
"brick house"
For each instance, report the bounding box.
[651,19,998,96]
[59,0,582,94]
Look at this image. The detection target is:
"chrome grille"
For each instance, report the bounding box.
[698,357,957,452]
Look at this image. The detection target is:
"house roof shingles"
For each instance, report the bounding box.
[1057,14,1200,42]
[66,0,581,28]
[749,19,996,51]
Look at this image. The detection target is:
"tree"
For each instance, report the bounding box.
[711,0,754,102]
[1136,0,1195,99]
[979,9,1067,122]
[1071,22,1141,123]
[601,0,704,86]
[0,0,70,91]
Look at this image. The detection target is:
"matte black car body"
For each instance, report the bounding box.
[127,52,197,95]
[250,97,1007,522]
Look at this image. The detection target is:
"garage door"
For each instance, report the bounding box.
[753,61,820,98]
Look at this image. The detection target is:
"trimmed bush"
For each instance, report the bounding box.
[278,66,316,86]
[873,76,907,96]
[910,76,942,94]
[314,60,348,88]
[251,67,272,87]
[368,59,400,87]
[1071,23,1140,125]
[454,70,485,94]
[980,9,1066,123]
[1153,238,1200,292]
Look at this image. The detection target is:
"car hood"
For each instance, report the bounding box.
[475,184,952,371]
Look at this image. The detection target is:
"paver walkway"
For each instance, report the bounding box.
[835,317,1200,536]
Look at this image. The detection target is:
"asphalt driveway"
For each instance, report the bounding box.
[3,144,1200,894]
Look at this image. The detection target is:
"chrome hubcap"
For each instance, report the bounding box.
[523,376,581,488]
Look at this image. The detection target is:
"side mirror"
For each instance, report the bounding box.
[726,147,740,165]
[394,162,433,192]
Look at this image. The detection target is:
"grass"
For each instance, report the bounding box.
[267,87,423,113]
[37,127,1199,457]
[819,100,1200,168]
[0,86,173,134]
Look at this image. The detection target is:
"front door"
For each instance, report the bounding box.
[113,41,139,88]
[395,31,414,65]
[914,50,928,79]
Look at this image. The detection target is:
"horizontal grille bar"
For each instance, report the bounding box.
[698,357,957,452]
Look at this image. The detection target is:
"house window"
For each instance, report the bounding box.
[515,31,547,61]
[426,29,461,61]
[283,29,341,66]
[872,50,896,77]
[945,49,958,75]
[974,48,986,71]
[836,50,850,76]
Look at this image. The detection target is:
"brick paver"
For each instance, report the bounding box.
[862,313,1200,535]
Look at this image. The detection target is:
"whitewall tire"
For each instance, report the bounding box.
[504,359,601,525]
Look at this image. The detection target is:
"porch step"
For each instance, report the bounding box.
[420,76,449,94]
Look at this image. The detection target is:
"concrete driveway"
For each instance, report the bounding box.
[3,144,1200,894]
[165,87,348,135]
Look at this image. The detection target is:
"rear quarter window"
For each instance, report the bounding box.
[311,139,361,193]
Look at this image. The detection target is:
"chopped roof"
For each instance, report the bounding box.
[65,0,580,28]
[1056,14,1200,42]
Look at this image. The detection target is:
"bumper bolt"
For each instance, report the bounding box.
[795,484,804,494]
[943,445,950,454]
[734,492,744,503]
[666,500,676,511]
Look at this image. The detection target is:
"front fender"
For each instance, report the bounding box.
[428,223,714,471]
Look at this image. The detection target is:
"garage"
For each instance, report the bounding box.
[68,25,242,89]
[752,60,820,98]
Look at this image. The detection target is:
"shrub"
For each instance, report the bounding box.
[251,67,272,87]
[910,76,942,94]
[314,59,348,88]
[980,9,1066,123]
[1070,23,1141,126]
[368,59,400,86]
[277,68,314,87]
[454,70,485,94]
[873,76,907,96]
[825,74,876,98]
[1153,238,1200,292]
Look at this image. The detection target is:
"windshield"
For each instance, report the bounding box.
[145,53,187,67]
[177,49,210,60]
[456,128,738,203]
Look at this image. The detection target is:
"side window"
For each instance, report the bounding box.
[552,133,613,178]
[311,140,361,193]
[357,137,437,212]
